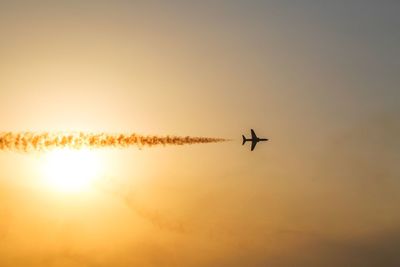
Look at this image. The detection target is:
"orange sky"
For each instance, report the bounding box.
[0,1,399,267]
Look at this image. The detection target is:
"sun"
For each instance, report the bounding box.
[41,148,102,193]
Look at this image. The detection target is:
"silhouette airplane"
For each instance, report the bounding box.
[242,129,268,151]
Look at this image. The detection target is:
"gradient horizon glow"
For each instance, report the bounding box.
[0,1,399,267]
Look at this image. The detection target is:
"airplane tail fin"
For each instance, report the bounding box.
[242,135,246,145]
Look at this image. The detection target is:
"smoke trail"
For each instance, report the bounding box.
[0,132,227,152]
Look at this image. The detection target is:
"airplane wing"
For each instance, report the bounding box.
[251,129,257,139]
[251,140,257,151]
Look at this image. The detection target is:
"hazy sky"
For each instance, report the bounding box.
[0,1,399,267]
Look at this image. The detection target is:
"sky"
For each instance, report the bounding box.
[0,1,399,266]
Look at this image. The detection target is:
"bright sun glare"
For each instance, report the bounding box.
[42,148,102,193]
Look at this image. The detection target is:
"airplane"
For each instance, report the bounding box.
[242,129,268,151]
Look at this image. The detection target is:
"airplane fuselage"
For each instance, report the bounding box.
[242,129,268,151]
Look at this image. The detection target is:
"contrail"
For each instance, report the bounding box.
[0,132,227,152]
